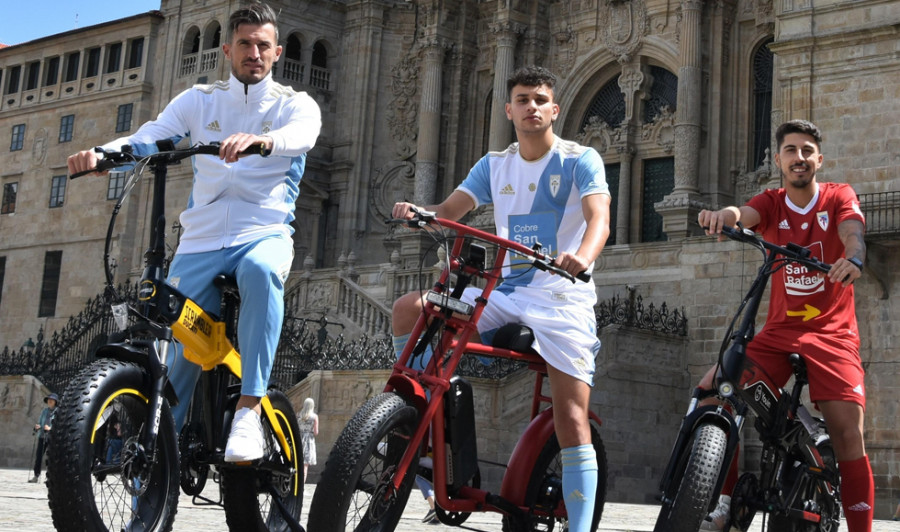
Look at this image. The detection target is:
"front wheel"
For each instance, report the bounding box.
[654,423,728,532]
[308,392,421,531]
[502,424,608,532]
[221,389,304,531]
[46,359,180,532]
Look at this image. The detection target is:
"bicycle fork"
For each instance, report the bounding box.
[657,388,746,508]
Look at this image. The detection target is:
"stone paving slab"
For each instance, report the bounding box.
[1,468,898,531]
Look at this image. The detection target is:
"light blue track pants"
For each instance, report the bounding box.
[165,234,293,429]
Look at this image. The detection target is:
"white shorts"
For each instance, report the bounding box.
[461,286,600,385]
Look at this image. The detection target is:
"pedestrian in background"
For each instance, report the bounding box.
[298,397,319,481]
[29,393,58,483]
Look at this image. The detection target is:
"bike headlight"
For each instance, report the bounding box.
[425,290,474,315]
[718,381,734,398]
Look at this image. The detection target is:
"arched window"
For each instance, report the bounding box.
[180,26,201,77]
[751,39,774,170]
[310,41,330,90]
[312,42,328,68]
[580,75,626,131]
[200,22,221,72]
[280,33,304,82]
[644,66,677,124]
[203,22,221,50]
[183,26,200,55]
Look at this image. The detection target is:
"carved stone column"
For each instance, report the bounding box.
[655,0,707,240]
[414,39,449,205]
[615,146,634,245]
[488,22,520,152]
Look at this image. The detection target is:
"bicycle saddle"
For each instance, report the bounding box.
[491,323,538,355]
[213,274,240,297]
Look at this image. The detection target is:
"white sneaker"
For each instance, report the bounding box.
[699,494,731,531]
[224,408,265,462]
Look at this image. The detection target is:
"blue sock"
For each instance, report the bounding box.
[392,333,433,371]
[561,444,598,532]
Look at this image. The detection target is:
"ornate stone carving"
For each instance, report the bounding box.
[576,116,625,156]
[553,24,576,73]
[32,128,49,165]
[618,64,644,122]
[388,54,420,160]
[599,0,649,63]
[641,105,676,154]
[369,161,416,226]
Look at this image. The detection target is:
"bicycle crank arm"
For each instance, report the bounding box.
[266,484,305,532]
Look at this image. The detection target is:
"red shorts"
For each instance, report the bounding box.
[742,327,866,409]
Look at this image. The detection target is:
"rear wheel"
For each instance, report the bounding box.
[653,423,728,532]
[309,392,420,531]
[502,424,608,532]
[46,359,180,532]
[766,442,840,532]
[221,390,304,531]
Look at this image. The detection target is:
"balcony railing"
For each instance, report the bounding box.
[859,191,900,237]
[309,65,331,90]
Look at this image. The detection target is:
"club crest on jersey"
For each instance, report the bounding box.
[816,211,829,231]
[549,175,561,197]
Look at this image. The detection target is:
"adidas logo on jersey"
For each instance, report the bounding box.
[852,384,864,396]
[206,120,221,132]
[499,184,515,195]
[778,219,791,230]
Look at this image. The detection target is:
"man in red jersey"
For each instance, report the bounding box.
[696,119,872,532]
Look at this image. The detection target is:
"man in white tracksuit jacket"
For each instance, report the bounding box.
[67,2,321,461]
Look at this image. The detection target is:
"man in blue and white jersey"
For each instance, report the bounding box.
[392,66,611,532]
[67,2,321,462]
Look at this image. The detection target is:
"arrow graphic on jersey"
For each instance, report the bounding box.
[786,304,821,321]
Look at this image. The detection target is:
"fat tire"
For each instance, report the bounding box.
[308,392,420,531]
[46,359,180,532]
[221,389,304,531]
[501,424,607,532]
[654,423,728,532]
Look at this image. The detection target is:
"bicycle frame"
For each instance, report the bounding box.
[87,142,296,484]
[656,224,838,529]
[385,215,602,519]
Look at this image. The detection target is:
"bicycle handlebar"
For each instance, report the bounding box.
[69,142,265,179]
[387,208,592,284]
[716,224,831,274]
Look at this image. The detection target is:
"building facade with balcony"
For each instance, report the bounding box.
[1,0,900,515]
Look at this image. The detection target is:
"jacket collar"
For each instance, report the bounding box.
[229,72,272,103]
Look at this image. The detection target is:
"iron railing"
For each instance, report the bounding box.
[2,284,689,391]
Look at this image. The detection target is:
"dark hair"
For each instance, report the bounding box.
[506,66,557,101]
[227,2,279,43]
[775,119,823,151]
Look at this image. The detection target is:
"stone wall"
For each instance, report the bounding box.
[0,375,53,469]
[287,323,689,505]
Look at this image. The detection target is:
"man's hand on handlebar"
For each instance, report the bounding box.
[827,257,862,288]
[698,208,737,241]
[218,133,272,162]
[67,149,106,177]
[391,201,419,221]
[551,251,591,280]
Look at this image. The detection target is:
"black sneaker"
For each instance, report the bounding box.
[422,509,437,523]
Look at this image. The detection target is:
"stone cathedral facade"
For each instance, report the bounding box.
[1,0,899,513]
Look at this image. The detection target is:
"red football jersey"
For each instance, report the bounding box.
[746,182,865,336]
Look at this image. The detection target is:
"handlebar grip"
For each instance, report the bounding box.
[575,271,592,283]
[194,142,265,157]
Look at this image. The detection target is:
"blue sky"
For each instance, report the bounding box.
[1,1,161,46]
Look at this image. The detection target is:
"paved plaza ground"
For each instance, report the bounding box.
[1,467,898,531]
